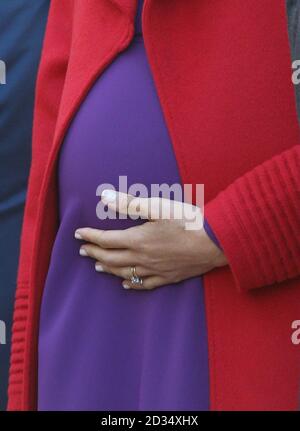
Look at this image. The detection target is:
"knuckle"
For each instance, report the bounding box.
[134,231,148,250]
[147,254,159,266]
[96,230,106,246]
[103,254,115,266]
[88,228,99,242]
[136,241,147,255]
[85,245,95,257]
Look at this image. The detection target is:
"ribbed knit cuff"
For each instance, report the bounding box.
[205,146,300,292]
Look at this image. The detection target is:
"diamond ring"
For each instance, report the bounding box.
[130,266,143,285]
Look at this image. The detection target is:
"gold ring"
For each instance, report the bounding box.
[130,266,143,285]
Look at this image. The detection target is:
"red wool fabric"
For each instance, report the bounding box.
[7,0,300,411]
[205,145,300,292]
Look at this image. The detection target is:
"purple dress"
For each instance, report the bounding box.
[38,0,210,411]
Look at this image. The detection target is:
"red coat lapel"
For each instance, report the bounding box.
[53,0,137,159]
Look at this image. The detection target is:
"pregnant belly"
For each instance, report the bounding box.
[38,35,210,412]
[58,37,181,232]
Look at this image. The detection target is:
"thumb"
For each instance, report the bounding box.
[101,189,203,226]
[101,189,158,220]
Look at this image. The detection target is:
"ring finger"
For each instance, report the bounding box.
[94,262,154,281]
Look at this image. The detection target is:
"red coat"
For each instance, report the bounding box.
[8,0,300,410]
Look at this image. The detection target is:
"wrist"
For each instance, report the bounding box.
[200,224,228,269]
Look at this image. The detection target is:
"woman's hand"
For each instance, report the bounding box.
[75,190,228,290]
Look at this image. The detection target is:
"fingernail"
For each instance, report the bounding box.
[101,189,117,202]
[95,263,103,272]
[79,248,88,256]
[74,230,82,239]
[123,283,131,289]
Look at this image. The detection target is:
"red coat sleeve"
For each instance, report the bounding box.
[205,144,300,292]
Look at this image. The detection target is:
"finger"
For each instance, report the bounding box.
[122,276,165,291]
[101,190,163,220]
[101,189,202,224]
[94,263,153,279]
[79,244,135,267]
[75,227,138,249]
